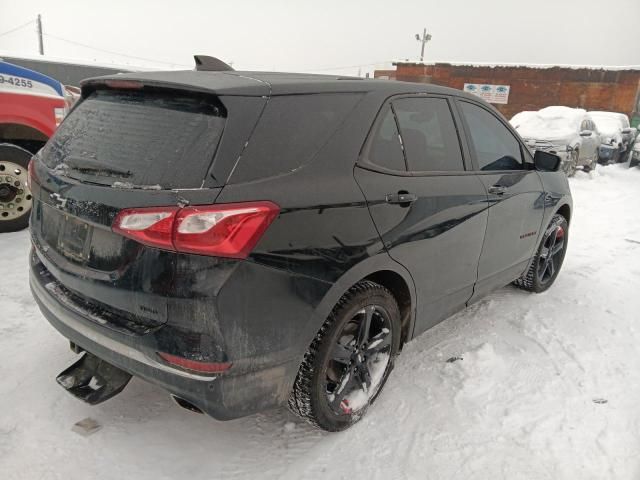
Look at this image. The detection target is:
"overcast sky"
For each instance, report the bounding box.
[1,0,639,75]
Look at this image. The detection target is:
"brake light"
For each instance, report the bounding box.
[157,352,231,374]
[103,80,144,90]
[112,201,279,258]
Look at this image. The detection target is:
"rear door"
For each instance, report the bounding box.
[455,99,545,301]
[355,95,488,336]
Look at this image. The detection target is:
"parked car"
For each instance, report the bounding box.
[510,106,600,176]
[29,68,572,431]
[589,111,636,164]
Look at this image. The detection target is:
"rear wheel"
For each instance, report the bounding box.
[288,281,401,431]
[514,214,568,293]
[0,144,33,233]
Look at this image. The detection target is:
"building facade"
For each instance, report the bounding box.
[375,62,640,124]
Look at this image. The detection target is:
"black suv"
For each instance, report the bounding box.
[29,69,571,431]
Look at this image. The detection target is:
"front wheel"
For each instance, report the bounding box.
[288,281,401,431]
[514,214,568,293]
[0,143,33,233]
[563,150,578,176]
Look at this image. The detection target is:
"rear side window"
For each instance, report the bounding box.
[364,105,406,171]
[460,101,524,171]
[42,89,226,189]
[229,94,362,183]
[393,97,464,172]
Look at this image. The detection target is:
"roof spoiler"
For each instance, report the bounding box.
[194,55,234,72]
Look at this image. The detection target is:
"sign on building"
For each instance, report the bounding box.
[463,83,510,104]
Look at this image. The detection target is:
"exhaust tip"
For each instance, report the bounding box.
[171,395,204,414]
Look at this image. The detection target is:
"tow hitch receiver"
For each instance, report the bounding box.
[56,352,132,405]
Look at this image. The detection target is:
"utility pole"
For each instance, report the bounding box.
[36,14,44,55]
[415,28,432,63]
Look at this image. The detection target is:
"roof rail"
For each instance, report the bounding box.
[194,55,234,72]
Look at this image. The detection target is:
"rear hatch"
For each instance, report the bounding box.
[30,84,242,333]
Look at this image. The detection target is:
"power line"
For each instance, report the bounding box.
[0,19,35,39]
[42,32,191,67]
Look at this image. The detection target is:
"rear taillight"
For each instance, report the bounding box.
[112,201,279,258]
[113,206,178,250]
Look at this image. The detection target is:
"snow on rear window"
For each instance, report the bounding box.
[42,89,226,189]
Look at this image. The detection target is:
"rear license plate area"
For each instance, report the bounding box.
[57,214,91,262]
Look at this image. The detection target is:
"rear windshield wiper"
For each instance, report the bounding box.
[64,157,132,179]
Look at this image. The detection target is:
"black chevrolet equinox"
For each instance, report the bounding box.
[29,68,571,431]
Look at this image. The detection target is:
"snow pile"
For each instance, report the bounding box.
[1,164,640,479]
[511,106,585,140]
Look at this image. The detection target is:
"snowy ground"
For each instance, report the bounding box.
[1,164,640,480]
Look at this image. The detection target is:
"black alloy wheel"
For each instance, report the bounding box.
[324,304,393,416]
[289,281,401,431]
[536,223,565,285]
[514,214,569,293]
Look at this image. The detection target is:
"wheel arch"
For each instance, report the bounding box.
[307,254,417,354]
[556,203,571,224]
[362,270,414,348]
[0,122,49,154]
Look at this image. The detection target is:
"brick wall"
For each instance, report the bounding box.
[377,62,640,120]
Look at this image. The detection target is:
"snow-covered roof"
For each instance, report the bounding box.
[510,106,587,140]
[589,111,630,136]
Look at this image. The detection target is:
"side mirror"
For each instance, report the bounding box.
[579,130,592,137]
[622,128,632,134]
[534,150,561,172]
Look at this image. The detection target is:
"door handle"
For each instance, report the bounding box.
[385,192,417,205]
[488,185,507,195]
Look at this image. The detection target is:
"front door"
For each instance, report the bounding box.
[355,96,488,336]
[455,100,545,301]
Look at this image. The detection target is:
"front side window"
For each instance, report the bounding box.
[460,101,524,171]
[365,105,406,171]
[392,97,464,172]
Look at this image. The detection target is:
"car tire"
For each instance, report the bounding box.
[513,213,568,293]
[564,149,578,176]
[288,280,401,431]
[0,143,33,233]
[583,154,597,173]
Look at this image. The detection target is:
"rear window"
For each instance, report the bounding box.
[42,89,226,189]
[229,93,362,183]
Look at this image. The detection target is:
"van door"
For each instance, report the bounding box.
[354,96,488,336]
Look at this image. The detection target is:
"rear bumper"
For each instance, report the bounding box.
[30,253,300,420]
